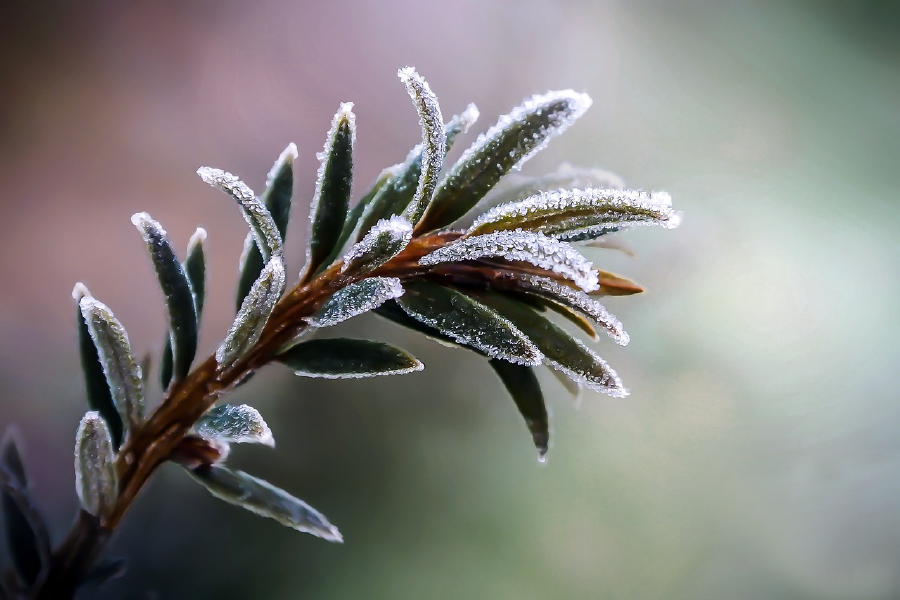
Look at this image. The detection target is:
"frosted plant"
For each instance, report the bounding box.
[0,66,679,598]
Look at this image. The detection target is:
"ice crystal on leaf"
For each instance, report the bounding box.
[306,277,404,328]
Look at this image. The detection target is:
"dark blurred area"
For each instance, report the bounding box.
[2,1,899,598]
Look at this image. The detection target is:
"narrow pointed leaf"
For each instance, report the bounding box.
[216,257,285,367]
[341,216,412,275]
[396,281,542,365]
[589,271,644,296]
[374,300,463,349]
[305,277,404,328]
[326,165,400,269]
[473,291,627,397]
[396,67,445,225]
[302,103,355,281]
[0,431,50,585]
[420,230,600,292]
[469,188,680,240]
[161,227,207,389]
[79,296,145,434]
[277,338,423,379]
[74,412,117,520]
[416,90,592,233]
[541,298,599,341]
[73,284,123,448]
[188,465,342,542]
[132,213,198,384]
[237,144,295,309]
[356,104,479,239]
[493,274,629,345]
[197,167,283,260]
[489,359,549,459]
[195,404,274,447]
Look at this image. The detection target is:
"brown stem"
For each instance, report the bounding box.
[28,232,461,598]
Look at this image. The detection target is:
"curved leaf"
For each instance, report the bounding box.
[195,404,274,448]
[305,277,404,328]
[79,296,145,434]
[132,213,198,384]
[161,227,207,389]
[468,187,679,240]
[303,103,355,280]
[419,230,600,292]
[396,281,542,366]
[237,144,295,309]
[74,412,117,520]
[488,359,550,459]
[216,256,285,367]
[341,216,412,276]
[73,283,123,448]
[416,90,592,233]
[473,291,627,397]
[197,167,283,260]
[188,465,342,542]
[590,271,644,297]
[277,338,423,379]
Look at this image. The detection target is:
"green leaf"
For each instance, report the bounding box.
[216,257,285,367]
[325,165,400,270]
[396,67,445,226]
[188,465,342,542]
[79,295,145,435]
[305,277,404,328]
[73,283,123,449]
[74,412,118,520]
[195,404,274,447]
[161,227,207,390]
[197,167,283,261]
[132,213,198,384]
[277,338,423,379]
[340,216,412,276]
[374,300,463,349]
[355,104,479,241]
[488,359,549,459]
[302,103,355,281]
[472,291,627,397]
[396,281,542,366]
[492,274,629,345]
[419,230,600,292]
[416,90,592,233]
[0,430,50,585]
[468,188,680,241]
[237,144,295,310]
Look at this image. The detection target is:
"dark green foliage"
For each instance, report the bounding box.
[277,338,422,378]
[489,359,549,458]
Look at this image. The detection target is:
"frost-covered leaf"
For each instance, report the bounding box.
[340,216,412,275]
[468,187,680,241]
[188,465,342,542]
[416,90,592,233]
[396,67,445,225]
[74,411,117,520]
[132,213,198,384]
[488,359,550,459]
[374,300,463,349]
[474,292,626,397]
[73,283,124,449]
[420,230,600,292]
[302,103,355,281]
[195,404,274,448]
[396,281,542,365]
[197,167,283,261]
[79,296,145,434]
[355,104,478,240]
[161,227,207,390]
[494,274,629,345]
[277,338,423,379]
[237,143,295,310]
[305,277,404,328]
[0,430,50,585]
[216,256,285,367]
[541,298,599,341]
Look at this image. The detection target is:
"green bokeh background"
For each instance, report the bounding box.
[1,1,898,598]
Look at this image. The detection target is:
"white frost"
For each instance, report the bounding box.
[341,215,413,274]
[420,229,600,292]
[195,404,275,448]
[305,277,404,328]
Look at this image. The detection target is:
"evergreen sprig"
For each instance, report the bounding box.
[0,66,680,598]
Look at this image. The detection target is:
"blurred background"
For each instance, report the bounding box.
[2,1,899,598]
